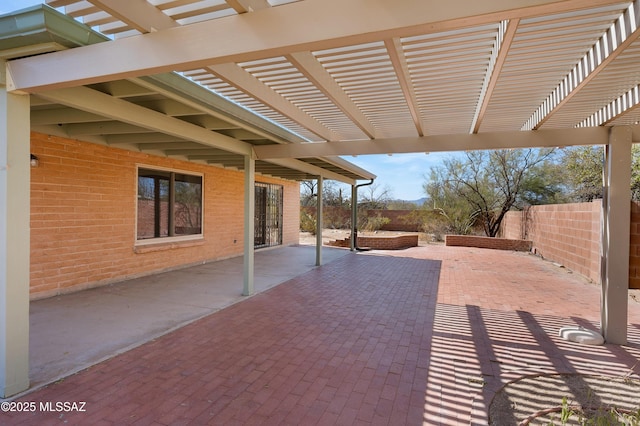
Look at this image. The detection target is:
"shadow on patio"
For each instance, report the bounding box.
[2,244,639,425]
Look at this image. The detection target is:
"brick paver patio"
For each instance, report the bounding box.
[2,245,640,425]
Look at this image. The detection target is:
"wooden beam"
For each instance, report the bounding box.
[254,126,611,158]
[36,86,253,155]
[8,0,626,92]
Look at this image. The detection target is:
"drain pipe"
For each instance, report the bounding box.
[350,179,374,251]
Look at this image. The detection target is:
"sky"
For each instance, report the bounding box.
[2,0,452,201]
[0,1,43,14]
[343,152,452,201]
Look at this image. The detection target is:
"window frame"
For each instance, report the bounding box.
[135,164,204,246]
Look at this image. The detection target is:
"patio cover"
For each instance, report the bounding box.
[1,0,640,396]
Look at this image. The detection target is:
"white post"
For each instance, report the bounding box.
[315,176,323,266]
[243,155,255,296]
[600,126,631,344]
[350,184,357,251]
[0,65,31,396]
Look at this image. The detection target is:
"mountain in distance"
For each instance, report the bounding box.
[406,197,427,206]
[389,197,427,207]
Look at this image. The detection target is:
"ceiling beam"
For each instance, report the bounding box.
[208,62,336,141]
[525,1,640,130]
[86,0,178,33]
[106,133,187,144]
[63,121,151,135]
[31,107,106,125]
[7,0,626,93]
[225,0,271,14]
[471,19,520,133]
[265,158,357,184]
[138,143,218,151]
[35,86,254,156]
[384,38,423,137]
[254,126,612,158]
[287,51,377,139]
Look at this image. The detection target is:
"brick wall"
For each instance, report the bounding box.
[328,234,419,250]
[300,207,423,232]
[628,202,640,289]
[444,235,532,251]
[501,202,601,283]
[366,209,423,232]
[30,132,299,299]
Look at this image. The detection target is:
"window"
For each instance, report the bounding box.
[255,182,283,249]
[137,167,203,240]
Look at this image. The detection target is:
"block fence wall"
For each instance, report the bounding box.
[30,132,300,300]
[501,200,640,289]
[301,207,422,232]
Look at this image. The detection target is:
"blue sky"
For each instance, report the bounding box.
[344,152,451,201]
[0,1,43,14]
[2,0,450,201]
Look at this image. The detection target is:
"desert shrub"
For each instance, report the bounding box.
[300,210,316,235]
[360,213,391,232]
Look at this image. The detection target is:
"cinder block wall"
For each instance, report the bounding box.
[444,235,532,252]
[630,202,640,289]
[502,202,602,283]
[30,132,299,299]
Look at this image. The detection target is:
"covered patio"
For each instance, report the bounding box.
[2,0,640,420]
[2,243,640,424]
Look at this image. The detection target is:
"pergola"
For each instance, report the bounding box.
[1,0,639,397]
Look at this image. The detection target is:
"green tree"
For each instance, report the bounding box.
[358,183,392,209]
[560,146,604,202]
[559,145,640,202]
[424,149,555,237]
[300,180,351,208]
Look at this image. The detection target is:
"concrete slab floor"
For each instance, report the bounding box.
[28,245,349,391]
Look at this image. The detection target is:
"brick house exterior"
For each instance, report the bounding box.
[29,132,300,300]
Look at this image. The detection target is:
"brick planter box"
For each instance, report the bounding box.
[327,234,419,250]
[445,235,532,252]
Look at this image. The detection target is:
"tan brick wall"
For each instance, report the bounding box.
[501,202,602,284]
[629,202,640,289]
[30,132,299,299]
[327,234,418,250]
[444,235,532,252]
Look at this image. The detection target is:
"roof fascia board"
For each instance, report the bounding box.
[266,158,357,185]
[316,156,376,180]
[254,126,612,159]
[0,5,108,56]
[6,0,627,93]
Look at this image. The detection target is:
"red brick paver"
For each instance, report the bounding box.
[2,246,640,425]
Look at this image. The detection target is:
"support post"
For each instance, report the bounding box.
[315,176,323,266]
[243,155,255,296]
[0,68,31,397]
[350,184,357,251]
[600,126,631,344]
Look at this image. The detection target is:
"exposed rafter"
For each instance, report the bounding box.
[9,0,628,93]
[7,0,640,183]
[523,0,640,130]
[287,51,377,139]
[254,126,614,159]
[384,38,423,136]
[470,19,519,133]
[208,62,337,141]
[35,86,254,156]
